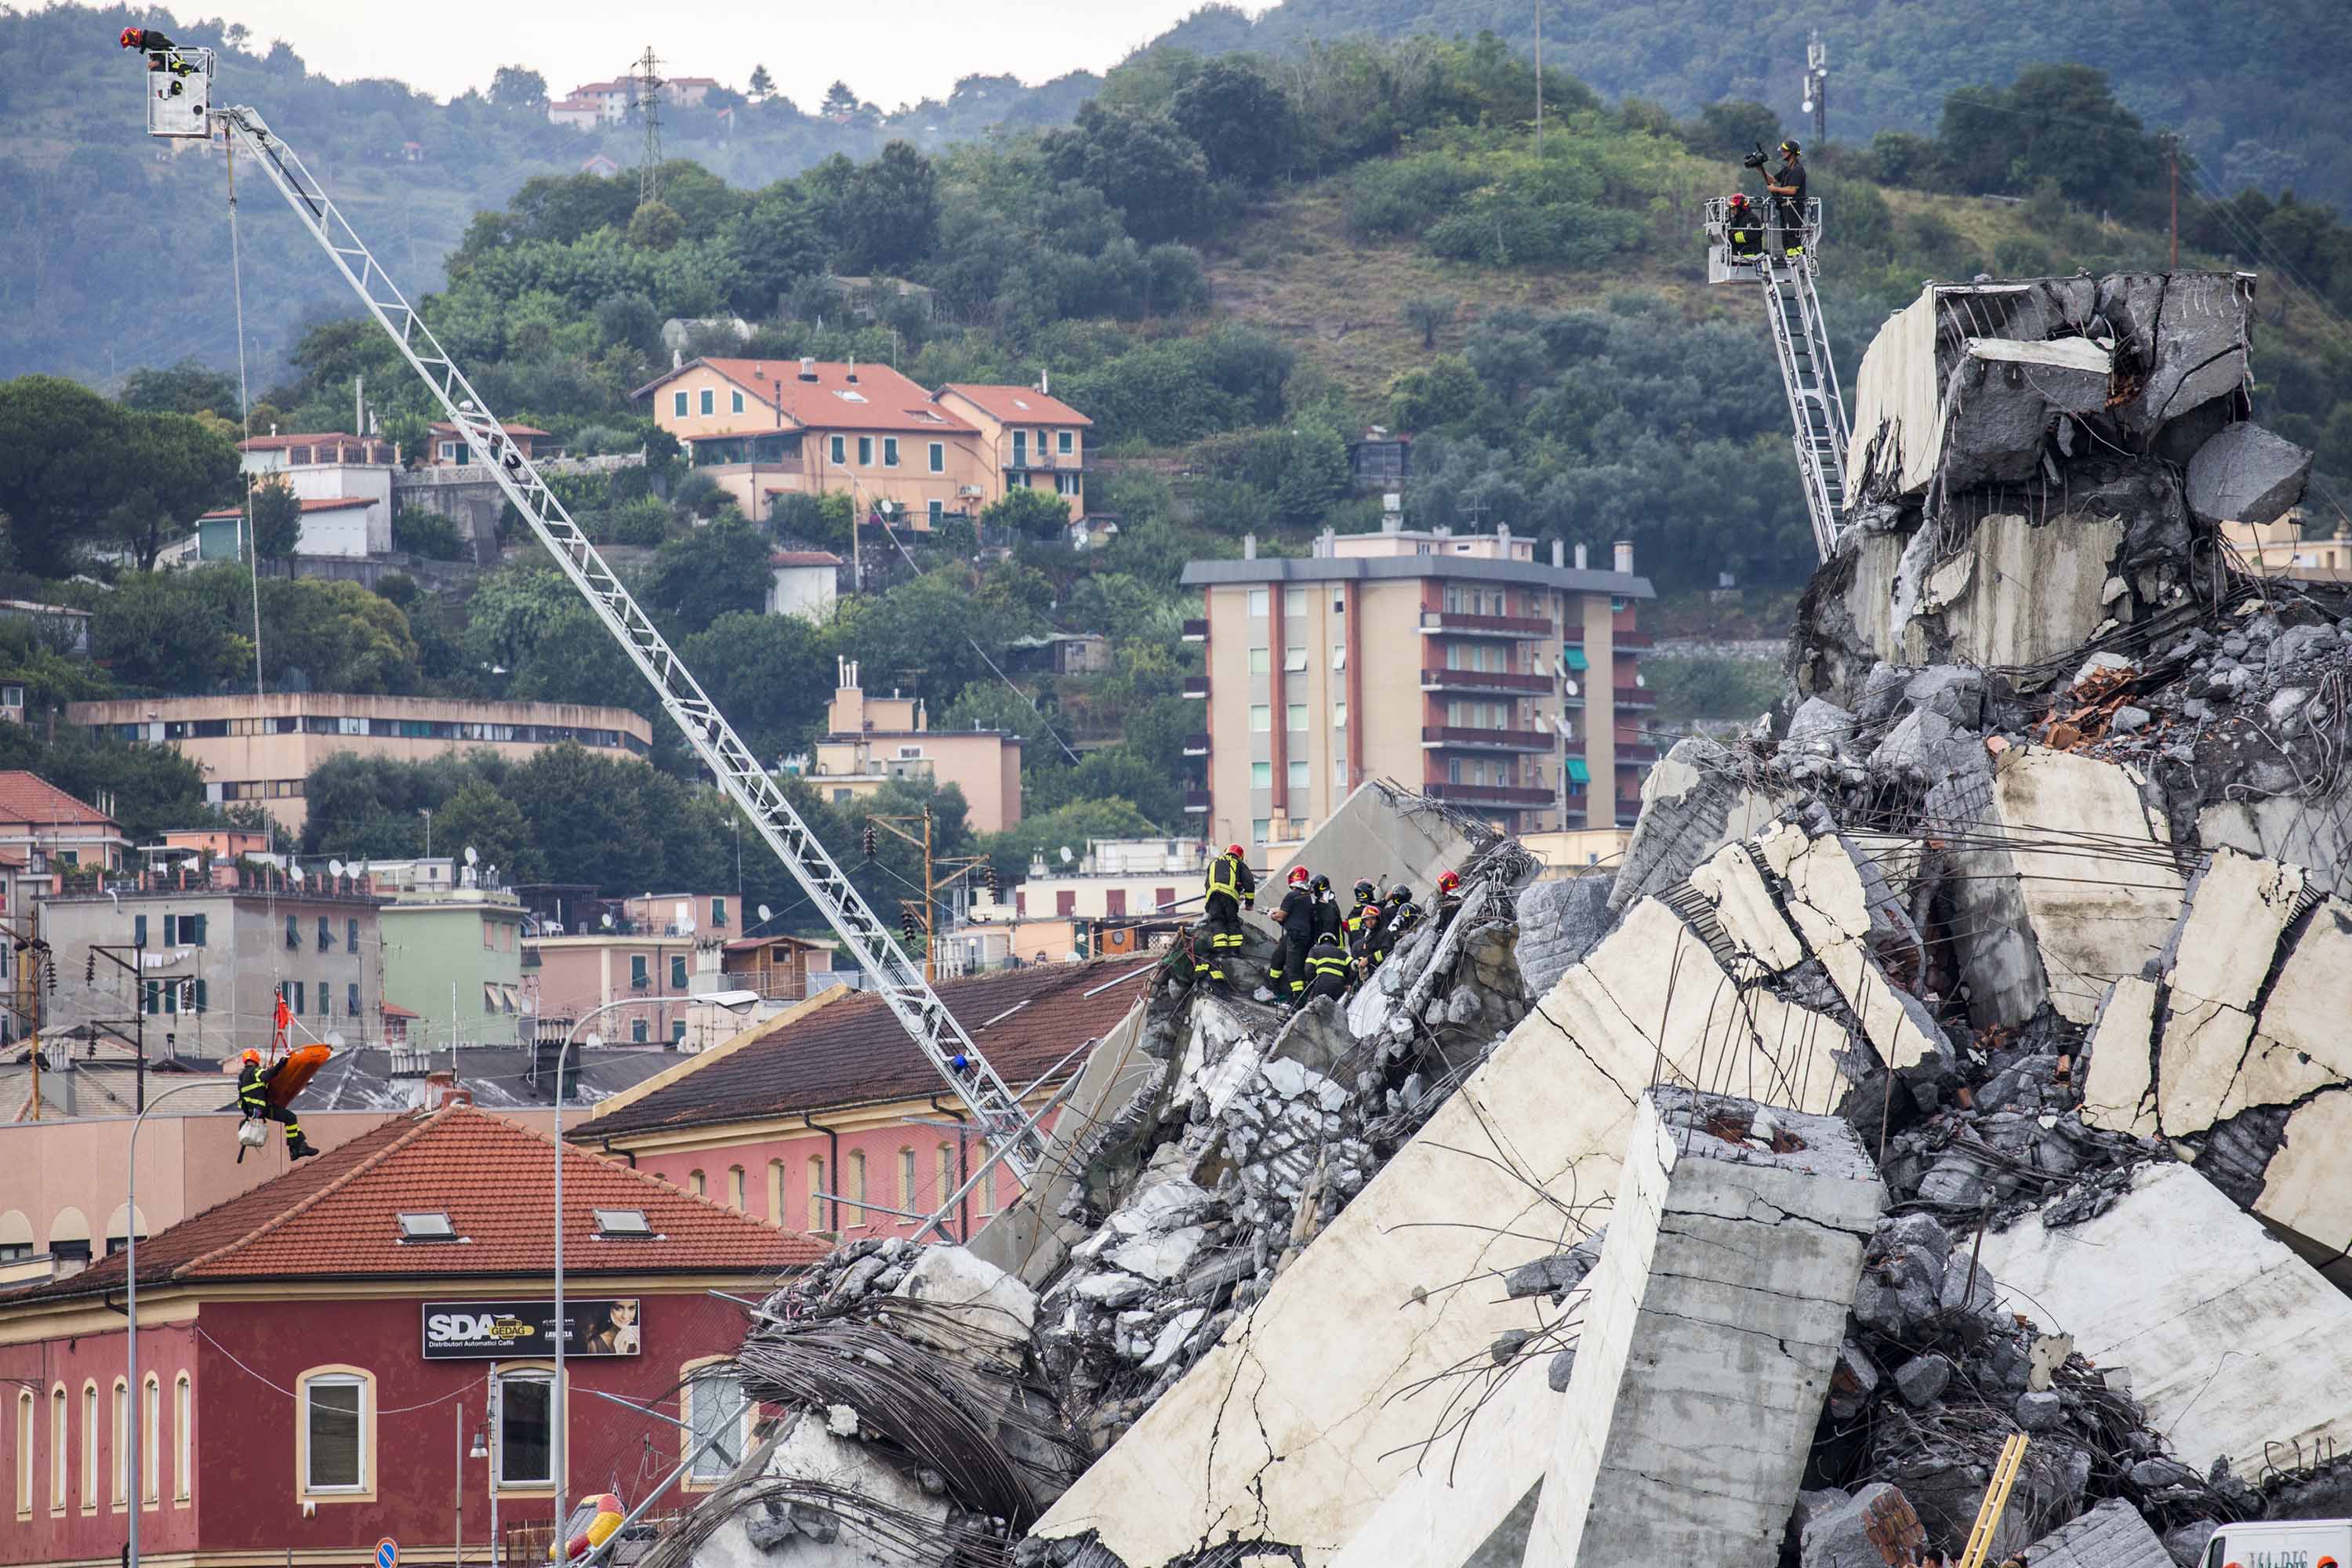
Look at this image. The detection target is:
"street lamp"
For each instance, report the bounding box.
[550,989,760,1541]
[127,1079,232,1568]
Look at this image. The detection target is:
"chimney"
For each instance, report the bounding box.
[1497,522,1512,548]
[1040,366,1051,395]
[753,363,765,379]
[1551,539,1564,568]
[1316,525,1335,557]
[1243,533,1257,560]
[671,348,683,369]
[798,357,818,382]
[1574,543,1588,570]
[845,356,858,384]
[1613,539,1635,575]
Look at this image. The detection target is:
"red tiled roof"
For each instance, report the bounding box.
[236,432,362,451]
[938,384,1094,428]
[381,1003,420,1019]
[769,551,843,568]
[633,359,977,435]
[587,959,1152,1139]
[0,1103,822,1308]
[200,495,372,520]
[0,771,118,831]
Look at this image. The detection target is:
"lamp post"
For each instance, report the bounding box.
[550,989,760,1542]
[127,1080,230,1568]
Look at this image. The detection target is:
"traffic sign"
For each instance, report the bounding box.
[375,1539,398,1568]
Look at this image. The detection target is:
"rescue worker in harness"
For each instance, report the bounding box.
[1271,865,1316,1005]
[1194,844,1255,989]
[1431,868,1466,935]
[1723,192,1766,261]
[1367,886,1421,971]
[1301,932,1352,1007]
[1308,874,1345,949]
[119,26,195,92]
[238,1048,318,1160]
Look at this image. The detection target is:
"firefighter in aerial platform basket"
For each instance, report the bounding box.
[1723,192,1766,261]
[119,27,196,93]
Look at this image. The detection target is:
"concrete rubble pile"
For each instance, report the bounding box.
[641,274,2352,1568]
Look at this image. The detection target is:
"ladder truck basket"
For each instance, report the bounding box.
[1703,195,1824,285]
[142,46,215,139]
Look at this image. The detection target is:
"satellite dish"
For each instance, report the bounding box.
[1058,846,1073,864]
[328,859,345,878]
[601,913,615,929]
[1802,98,1815,114]
[291,865,306,885]
[584,1033,604,1050]
[757,905,772,924]
[680,916,697,935]
[464,846,479,866]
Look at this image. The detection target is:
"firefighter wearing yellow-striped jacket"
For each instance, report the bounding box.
[237,1049,318,1159]
[1194,844,1256,986]
[1301,932,1352,1006]
[1344,879,1382,967]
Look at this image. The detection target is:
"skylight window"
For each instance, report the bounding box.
[593,1208,652,1238]
[1012,397,1031,409]
[833,390,868,404]
[397,1211,457,1243]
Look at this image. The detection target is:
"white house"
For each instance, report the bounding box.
[768,550,842,620]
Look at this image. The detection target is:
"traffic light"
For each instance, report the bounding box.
[862,822,878,858]
[900,909,920,944]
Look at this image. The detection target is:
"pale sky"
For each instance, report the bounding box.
[136,0,1261,107]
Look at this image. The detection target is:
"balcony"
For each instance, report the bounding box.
[1418,611,1555,638]
[1183,790,1211,814]
[1614,742,1661,766]
[1423,781,1555,808]
[1611,631,1655,650]
[1182,732,1211,757]
[1182,676,1210,700]
[1421,726,1554,753]
[1004,451,1086,474]
[1612,688,1657,710]
[1420,667,1554,695]
[1181,619,1209,643]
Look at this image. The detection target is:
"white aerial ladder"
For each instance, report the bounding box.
[1703,194,1851,558]
[140,53,1050,1196]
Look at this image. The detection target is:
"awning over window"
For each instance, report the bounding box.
[1566,758,1592,784]
[1563,648,1589,672]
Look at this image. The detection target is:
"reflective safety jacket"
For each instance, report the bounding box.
[1307,940,1352,984]
[236,1062,273,1113]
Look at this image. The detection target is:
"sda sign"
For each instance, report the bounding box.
[421,1298,641,1359]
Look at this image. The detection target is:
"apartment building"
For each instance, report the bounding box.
[67,695,654,829]
[1178,523,1655,845]
[799,659,1022,833]
[631,358,1089,525]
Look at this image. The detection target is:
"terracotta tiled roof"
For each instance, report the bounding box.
[633,359,977,435]
[236,432,361,451]
[938,384,1093,428]
[199,496,372,520]
[0,771,118,830]
[0,1103,822,1308]
[586,959,1152,1139]
[769,551,844,568]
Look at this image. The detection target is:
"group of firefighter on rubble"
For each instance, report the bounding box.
[1191,844,1466,1008]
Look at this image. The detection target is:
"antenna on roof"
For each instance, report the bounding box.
[757,904,772,924]
[328,859,345,879]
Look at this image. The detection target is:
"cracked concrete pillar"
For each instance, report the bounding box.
[1525,1089,1884,1568]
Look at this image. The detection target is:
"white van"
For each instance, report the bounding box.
[2204,1519,2352,1567]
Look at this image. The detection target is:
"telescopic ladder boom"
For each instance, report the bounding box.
[1703,197,1852,559]
[198,100,1048,1182]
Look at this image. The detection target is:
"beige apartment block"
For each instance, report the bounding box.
[67,694,654,829]
[1179,524,1655,847]
[633,358,1090,527]
[798,660,1023,833]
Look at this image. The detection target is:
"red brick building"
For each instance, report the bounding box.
[0,1103,822,1568]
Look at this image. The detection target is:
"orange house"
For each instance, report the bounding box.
[633,359,1091,527]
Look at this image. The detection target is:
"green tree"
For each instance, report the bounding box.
[747,65,775,102]
[1170,59,1294,187]
[640,514,770,636]
[393,507,468,561]
[1388,355,1483,430]
[1681,100,1783,162]
[118,359,242,418]
[1044,104,1213,244]
[626,201,685,252]
[680,610,836,764]
[979,487,1072,540]
[489,66,549,112]
[730,187,829,313]
[109,411,241,570]
[819,82,862,118]
[0,376,132,576]
[1402,293,1457,350]
[1936,65,2170,221]
[249,477,303,561]
[432,777,541,883]
[833,142,939,274]
[978,797,1158,889]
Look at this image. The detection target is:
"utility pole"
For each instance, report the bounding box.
[1802,31,1828,150]
[634,47,664,206]
[89,937,151,1114]
[7,912,47,1121]
[864,810,987,985]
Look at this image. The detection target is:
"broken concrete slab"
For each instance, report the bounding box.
[2013,1497,2175,1568]
[1512,875,1613,997]
[1978,1160,2352,1479]
[1610,735,1801,913]
[2188,422,2314,528]
[1935,336,2114,493]
[690,1410,952,1568]
[1526,1088,1882,1568]
[1284,779,1491,898]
